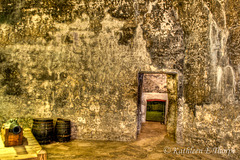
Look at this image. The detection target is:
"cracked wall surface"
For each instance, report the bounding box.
[0,0,183,141]
[0,0,239,158]
[173,0,240,159]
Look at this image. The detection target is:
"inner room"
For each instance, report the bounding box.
[146,100,166,123]
[140,73,169,125]
[136,72,178,141]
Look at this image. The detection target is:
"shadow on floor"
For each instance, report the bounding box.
[42,122,228,160]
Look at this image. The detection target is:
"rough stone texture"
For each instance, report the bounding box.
[0,0,239,158]
[142,74,167,93]
[166,74,178,140]
[141,0,185,71]
[0,0,184,142]
[182,103,239,159]
[173,0,240,159]
[0,0,153,141]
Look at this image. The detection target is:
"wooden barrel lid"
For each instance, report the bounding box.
[57,118,70,122]
[33,118,53,122]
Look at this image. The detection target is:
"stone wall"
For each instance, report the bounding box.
[0,0,153,141]
[173,0,240,158]
[0,0,239,158]
[0,0,183,141]
[166,74,178,140]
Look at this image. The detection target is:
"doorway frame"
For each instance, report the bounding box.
[137,71,179,137]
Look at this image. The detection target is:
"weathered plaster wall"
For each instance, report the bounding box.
[0,0,152,141]
[166,74,178,140]
[0,0,183,141]
[173,0,240,158]
[0,0,239,158]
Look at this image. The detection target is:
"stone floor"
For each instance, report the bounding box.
[42,122,229,160]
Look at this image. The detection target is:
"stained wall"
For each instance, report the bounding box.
[0,0,183,141]
[0,1,239,158]
[174,0,240,158]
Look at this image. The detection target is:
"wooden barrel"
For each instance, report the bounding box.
[32,118,53,144]
[55,118,71,142]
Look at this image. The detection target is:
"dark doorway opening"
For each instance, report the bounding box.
[146,100,166,124]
